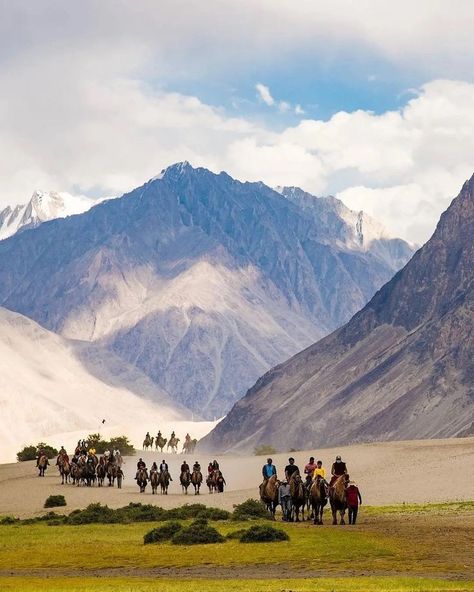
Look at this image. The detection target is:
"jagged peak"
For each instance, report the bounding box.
[151,161,196,182]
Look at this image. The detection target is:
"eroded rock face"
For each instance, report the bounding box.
[0,163,413,418]
[202,175,474,450]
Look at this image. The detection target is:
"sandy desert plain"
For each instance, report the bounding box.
[0,437,473,592]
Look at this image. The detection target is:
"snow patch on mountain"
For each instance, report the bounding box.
[0,190,96,240]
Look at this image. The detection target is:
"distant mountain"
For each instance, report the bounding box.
[0,190,95,241]
[0,163,414,418]
[277,186,414,272]
[0,306,186,463]
[202,175,474,452]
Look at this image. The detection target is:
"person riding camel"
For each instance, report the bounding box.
[185,433,191,443]
[36,448,46,467]
[56,446,69,464]
[207,462,214,475]
[304,456,317,487]
[329,455,347,487]
[135,458,147,480]
[212,459,220,471]
[285,457,300,482]
[160,459,173,480]
[150,462,158,473]
[193,461,201,473]
[262,458,277,480]
[313,460,327,482]
[181,460,190,474]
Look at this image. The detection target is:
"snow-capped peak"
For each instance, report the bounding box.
[151,161,194,182]
[0,190,95,241]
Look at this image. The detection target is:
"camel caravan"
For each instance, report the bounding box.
[142,431,197,454]
[260,455,362,526]
[48,442,125,488]
[41,436,228,497]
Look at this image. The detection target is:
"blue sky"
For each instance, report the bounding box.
[0,1,473,242]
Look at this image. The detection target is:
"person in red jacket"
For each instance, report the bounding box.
[345,477,362,525]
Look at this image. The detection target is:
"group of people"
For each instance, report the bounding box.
[262,454,362,524]
[134,457,227,492]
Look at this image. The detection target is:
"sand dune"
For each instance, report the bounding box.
[0,437,472,518]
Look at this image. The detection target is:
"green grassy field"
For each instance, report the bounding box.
[1,577,473,592]
[0,502,472,591]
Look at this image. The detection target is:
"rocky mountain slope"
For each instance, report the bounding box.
[0,163,413,418]
[0,190,95,241]
[202,175,474,451]
[0,306,188,463]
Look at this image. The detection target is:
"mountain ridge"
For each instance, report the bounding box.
[201,174,474,451]
[0,163,414,417]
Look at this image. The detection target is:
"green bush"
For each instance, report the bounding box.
[0,516,19,525]
[166,504,230,521]
[240,525,289,543]
[171,518,225,545]
[44,495,66,508]
[17,443,58,462]
[144,522,183,544]
[253,444,277,456]
[226,528,248,540]
[232,498,269,521]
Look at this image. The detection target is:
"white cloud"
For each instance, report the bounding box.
[256,83,275,107]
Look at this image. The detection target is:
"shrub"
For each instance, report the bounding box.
[0,516,19,525]
[226,528,248,540]
[240,525,289,543]
[44,495,66,508]
[166,504,230,521]
[17,443,58,462]
[254,445,277,456]
[65,503,118,524]
[171,519,224,545]
[233,498,269,521]
[144,522,182,544]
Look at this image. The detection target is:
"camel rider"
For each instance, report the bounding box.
[157,431,162,439]
[193,461,201,473]
[212,459,220,471]
[181,461,190,474]
[150,462,158,473]
[185,433,191,443]
[329,455,347,487]
[171,431,176,440]
[278,480,292,521]
[262,458,277,480]
[285,457,300,481]
[36,448,46,466]
[160,459,172,480]
[207,462,214,475]
[135,458,147,480]
[145,431,150,440]
[57,447,69,464]
[304,456,317,487]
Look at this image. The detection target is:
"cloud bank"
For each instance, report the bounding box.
[1,1,473,244]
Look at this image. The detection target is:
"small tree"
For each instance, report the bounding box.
[17,443,58,462]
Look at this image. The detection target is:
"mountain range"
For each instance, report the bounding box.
[202,175,474,452]
[0,163,414,418]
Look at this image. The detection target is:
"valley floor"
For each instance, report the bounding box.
[1,437,473,591]
[0,437,473,518]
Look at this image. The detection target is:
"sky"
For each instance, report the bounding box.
[0,0,473,243]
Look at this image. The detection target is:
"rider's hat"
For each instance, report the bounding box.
[336,455,342,461]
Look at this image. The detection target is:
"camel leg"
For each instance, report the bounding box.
[340,510,346,525]
[332,508,337,525]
